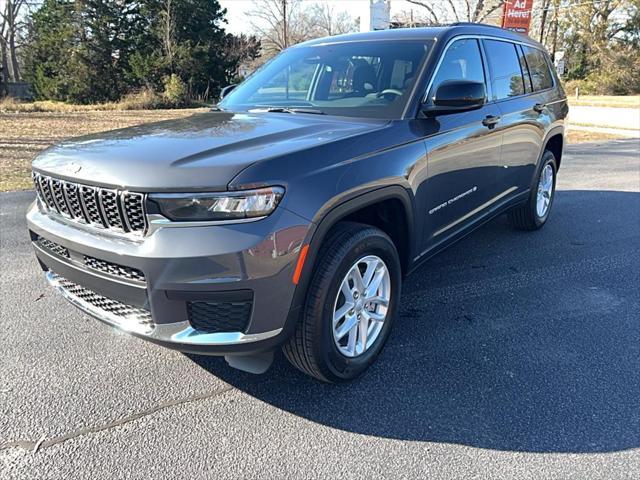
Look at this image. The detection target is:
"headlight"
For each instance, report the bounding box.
[149,187,284,222]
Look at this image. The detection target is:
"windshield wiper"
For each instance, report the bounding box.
[250,106,326,115]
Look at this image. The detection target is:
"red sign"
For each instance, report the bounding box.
[501,0,533,35]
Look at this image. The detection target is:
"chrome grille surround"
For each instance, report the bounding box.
[33,172,147,237]
[47,271,154,334]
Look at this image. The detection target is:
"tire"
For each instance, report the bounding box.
[508,150,558,231]
[283,222,402,383]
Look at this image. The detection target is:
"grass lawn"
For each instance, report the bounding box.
[568,95,640,108]
[0,108,630,192]
[0,109,205,191]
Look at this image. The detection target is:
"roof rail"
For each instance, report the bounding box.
[449,22,507,30]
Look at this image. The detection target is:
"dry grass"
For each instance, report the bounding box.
[565,130,625,143]
[0,109,629,192]
[568,95,640,108]
[0,109,205,191]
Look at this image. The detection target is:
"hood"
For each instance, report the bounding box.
[32,111,387,192]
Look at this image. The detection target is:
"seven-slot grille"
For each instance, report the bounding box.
[32,172,147,235]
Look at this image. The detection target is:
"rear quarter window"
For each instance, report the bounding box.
[522,45,554,91]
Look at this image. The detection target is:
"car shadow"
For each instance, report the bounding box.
[188,189,640,453]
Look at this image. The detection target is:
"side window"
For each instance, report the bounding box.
[517,44,533,93]
[427,39,485,102]
[522,46,554,91]
[484,40,525,100]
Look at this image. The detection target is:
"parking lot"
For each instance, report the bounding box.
[1,139,639,479]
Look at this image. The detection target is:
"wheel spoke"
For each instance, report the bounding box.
[367,296,389,307]
[358,315,369,351]
[365,269,385,298]
[340,278,352,300]
[333,301,353,326]
[346,322,358,355]
[364,310,386,322]
[361,258,378,289]
[335,314,358,340]
[351,266,365,293]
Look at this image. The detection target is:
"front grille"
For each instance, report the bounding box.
[187,301,252,333]
[49,271,153,330]
[33,172,147,236]
[83,255,146,283]
[37,236,69,258]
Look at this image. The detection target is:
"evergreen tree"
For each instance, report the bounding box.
[23,0,79,100]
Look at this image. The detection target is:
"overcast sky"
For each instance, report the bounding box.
[219,0,419,35]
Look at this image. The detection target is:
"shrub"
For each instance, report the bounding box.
[163,74,188,107]
[118,88,165,110]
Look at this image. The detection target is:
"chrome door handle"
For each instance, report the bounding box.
[533,103,546,113]
[482,115,501,128]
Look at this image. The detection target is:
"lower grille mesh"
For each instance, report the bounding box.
[187,301,252,333]
[83,256,146,283]
[37,237,70,258]
[49,271,153,329]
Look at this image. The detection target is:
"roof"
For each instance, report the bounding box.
[298,23,545,50]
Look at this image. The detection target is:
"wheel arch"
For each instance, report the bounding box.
[541,127,564,170]
[288,186,415,315]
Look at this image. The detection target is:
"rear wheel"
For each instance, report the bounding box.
[283,222,401,383]
[509,150,557,230]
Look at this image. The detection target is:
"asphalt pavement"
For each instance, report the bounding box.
[1,139,639,479]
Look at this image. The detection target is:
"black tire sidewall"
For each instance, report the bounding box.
[312,230,401,382]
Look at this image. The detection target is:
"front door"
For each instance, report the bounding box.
[418,38,505,253]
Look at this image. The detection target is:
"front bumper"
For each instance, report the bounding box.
[27,201,311,355]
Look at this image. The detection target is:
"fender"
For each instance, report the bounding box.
[539,125,564,167]
[286,185,415,319]
[526,124,564,190]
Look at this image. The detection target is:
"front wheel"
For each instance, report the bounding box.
[283,222,402,383]
[509,150,557,230]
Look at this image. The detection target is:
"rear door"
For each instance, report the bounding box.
[420,38,505,251]
[483,39,548,191]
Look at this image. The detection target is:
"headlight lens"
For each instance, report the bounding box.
[149,187,284,222]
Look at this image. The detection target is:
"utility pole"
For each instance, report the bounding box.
[282,0,288,49]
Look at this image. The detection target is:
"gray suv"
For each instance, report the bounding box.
[27,24,567,382]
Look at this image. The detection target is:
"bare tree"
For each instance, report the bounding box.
[249,0,313,56]
[249,0,356,57]
[160,0,176,72]
[405,0,505,24]
[1,0,28,87]
[307,3,356,37]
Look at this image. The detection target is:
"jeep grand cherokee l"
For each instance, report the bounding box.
[27,24,567,382]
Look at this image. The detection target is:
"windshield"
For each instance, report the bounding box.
[219,40,434,119]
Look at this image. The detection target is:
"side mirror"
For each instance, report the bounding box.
[423,80,486,115]
[219,84,237,101]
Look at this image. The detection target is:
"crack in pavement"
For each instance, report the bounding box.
[0,385,235,453]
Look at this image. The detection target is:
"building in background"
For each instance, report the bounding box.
[360,0,391,32]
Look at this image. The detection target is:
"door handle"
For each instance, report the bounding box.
[482,115,501,128]
[533,103,546,113]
